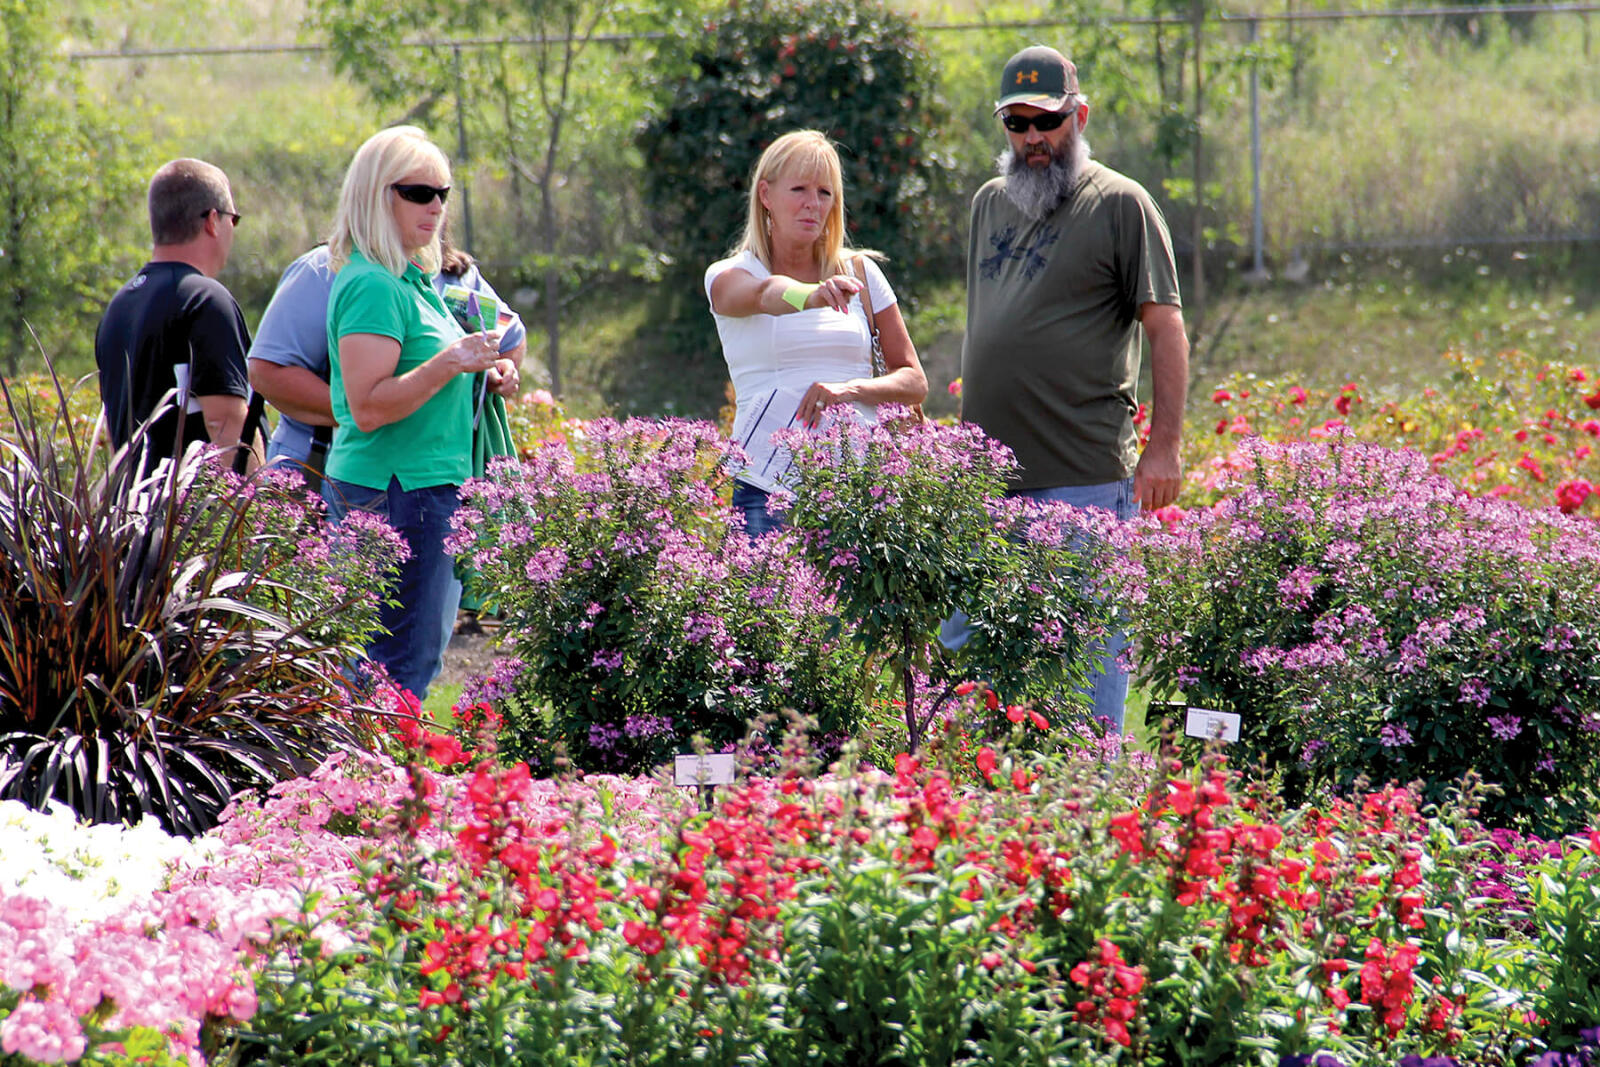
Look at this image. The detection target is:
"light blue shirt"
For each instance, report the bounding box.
[247,245,527,464]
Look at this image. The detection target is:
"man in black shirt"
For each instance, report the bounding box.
[95,158,259,474]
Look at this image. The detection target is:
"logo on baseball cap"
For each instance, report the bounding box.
[995,45,1079,114]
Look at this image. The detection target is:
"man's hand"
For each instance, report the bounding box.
[1134,444,1181,512]
[1136,301,1190,513]
[197,393,259,474]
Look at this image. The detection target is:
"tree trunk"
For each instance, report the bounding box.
[903,620,920,753]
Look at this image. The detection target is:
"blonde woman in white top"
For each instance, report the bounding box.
[705,130,928,536]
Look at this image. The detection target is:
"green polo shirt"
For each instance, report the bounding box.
[326,249,472,491]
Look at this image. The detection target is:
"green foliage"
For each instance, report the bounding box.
[781,412,1120,752]
[0,374,401,835]
[0,4,146,376]
[225,728,1572,1067]
[771,831,1071,1064]
[636,0,960,286]
[1519,840,1600,1045]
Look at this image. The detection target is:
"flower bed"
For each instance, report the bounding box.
[5,721,1600,1067]
[6,352,1600,1066]
[1181,350,1600,518]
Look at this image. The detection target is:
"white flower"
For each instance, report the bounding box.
[0,800,206,923]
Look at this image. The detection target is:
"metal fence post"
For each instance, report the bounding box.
[453,44,475,254]
[1247,16,1269,281]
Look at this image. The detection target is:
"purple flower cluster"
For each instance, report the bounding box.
[1526,1027,1600,1067]
[448,418,858,772]
[1378,722,1414,748]
[776,410,1123,753]
[1133,437,1600,828]
[197,464,408,649]
[1281,1055,1464,1067]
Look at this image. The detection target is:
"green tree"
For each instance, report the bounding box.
[306,0,651,399]
[636,0,958,291]
[0,3,144,376]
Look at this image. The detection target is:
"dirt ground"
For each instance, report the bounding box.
[439,615,503,690]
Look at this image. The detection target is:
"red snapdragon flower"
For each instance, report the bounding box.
[1070,939,1145,1048]
[1359,938,1420,1037]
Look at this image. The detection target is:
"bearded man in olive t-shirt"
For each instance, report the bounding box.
[952,45,1191,733]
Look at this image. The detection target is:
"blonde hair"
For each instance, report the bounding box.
[736,130,876,278]
[328,126,450,276]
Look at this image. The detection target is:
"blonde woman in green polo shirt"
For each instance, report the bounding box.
[321,125,519,701]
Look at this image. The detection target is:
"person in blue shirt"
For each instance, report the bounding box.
[247,231,527,484]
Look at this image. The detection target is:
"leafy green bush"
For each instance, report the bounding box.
[0,376,402,835]
[780,409,1123,752]
[0,5,147,377]
[1132,436,1600,832]
[449,418,862,772]
[636,0,959,286]
[1519,835,1600,1048]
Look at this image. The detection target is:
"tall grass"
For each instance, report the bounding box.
[1259,16,1600,257]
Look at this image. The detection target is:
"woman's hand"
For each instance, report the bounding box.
[797,380,858,427]
[443,331,504,376]
[710,268,862,318]
[487,357,521,398]
[804,273,863,313]
[340,329,509,433]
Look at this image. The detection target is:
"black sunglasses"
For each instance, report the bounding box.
[392,183,451,205]
[201,208,242,225]
[1000,111,1072,134]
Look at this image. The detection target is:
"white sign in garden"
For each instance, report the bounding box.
[674,753,737,787]
[1184,707,1241,743]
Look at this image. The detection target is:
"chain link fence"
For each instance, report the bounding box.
[67,3,1600,311]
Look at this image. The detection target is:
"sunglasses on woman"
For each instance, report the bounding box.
[392,183,451,205]
[1000,111,1072,134]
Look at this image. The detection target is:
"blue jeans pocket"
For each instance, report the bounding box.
[322,477,390,522]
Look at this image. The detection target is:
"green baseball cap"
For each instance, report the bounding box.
[994,45,1080,114]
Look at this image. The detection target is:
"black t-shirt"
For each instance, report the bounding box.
[94,261,252,469]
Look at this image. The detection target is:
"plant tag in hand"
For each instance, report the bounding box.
[1185,707,1240,743]
[441,284,499,334]
[674,753,736,787]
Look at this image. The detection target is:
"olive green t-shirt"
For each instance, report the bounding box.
[326,249,472,491]
[961,160,1181,489]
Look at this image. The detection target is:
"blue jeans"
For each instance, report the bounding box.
[322,476,463,702]
[732,480,787,539]
[939,477,1136,734]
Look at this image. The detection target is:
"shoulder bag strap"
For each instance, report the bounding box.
[853,255,886,377]
[235,389,267,476]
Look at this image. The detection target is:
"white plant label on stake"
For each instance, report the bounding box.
[1184,707,1241,743]
[674,753,736,787]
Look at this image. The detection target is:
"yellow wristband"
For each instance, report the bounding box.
[781,283,818,312]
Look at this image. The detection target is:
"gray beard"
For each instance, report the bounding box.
[996,133,1092,222]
